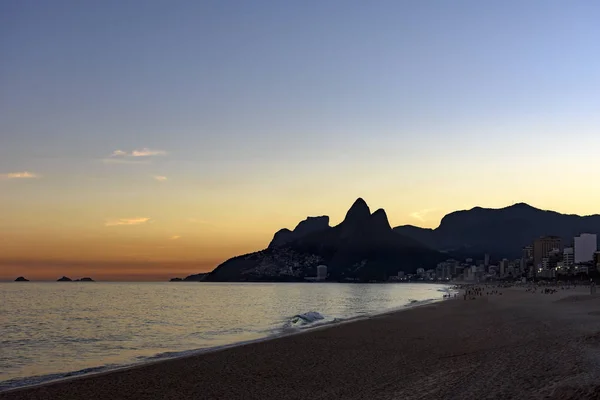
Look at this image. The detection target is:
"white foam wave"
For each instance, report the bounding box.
[292,311,324,324]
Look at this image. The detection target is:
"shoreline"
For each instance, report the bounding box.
[1,291,455,394]
[8,285,600,399]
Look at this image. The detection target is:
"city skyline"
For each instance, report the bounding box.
[3,1,600,280]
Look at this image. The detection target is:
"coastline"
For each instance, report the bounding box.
[0,290,453,394]
[4,286,600,399]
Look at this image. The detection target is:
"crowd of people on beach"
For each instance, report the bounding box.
[453,280,598,300]
[461,286,501,300]
[525,287,559,294]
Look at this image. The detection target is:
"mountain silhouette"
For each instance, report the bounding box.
[207,198,444,282]
[393,203,600,258]
[269,216,330,248]
[182,273,209,282]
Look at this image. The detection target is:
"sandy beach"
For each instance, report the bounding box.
[3,286,600,400]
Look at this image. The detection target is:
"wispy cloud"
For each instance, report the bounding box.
[105,217,151,227]
[0,171,40,180]
[409,208,437,222]
[170,235,181,240]
[154,175,168,181]
[102,158,150,165]
[110,148,167,158]
[131,148,167,157]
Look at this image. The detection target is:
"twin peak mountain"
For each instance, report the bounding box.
[208,198,443,282]
[269,198,394,248]
[203,198,600,282]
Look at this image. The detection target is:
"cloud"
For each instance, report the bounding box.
[0,171,40,180]
[154,175,168,181]
[409,208,437,222]
[102,158,150,165]
[105,217,151,227]
[170,235,181,240]
[110,148,167,158]
[131,148,167,157]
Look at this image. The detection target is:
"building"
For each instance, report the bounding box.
[546,248,562,269]
[513,259,523,275]
[499,259,509,277]
[563,247,574,268]
[488,265,499,276]
[556,261,569,275]
[436,260,457,280]
[574,233,598,264]
[574,265,589,275]
[397,271,405,279]
[464,267,472,281]
[538,267,556,279]
[522,245,533,261]
[484,254,490,267]
[522,245,534,274]
[533,236,562,268]
[594,252,600,270]
[507,265,515,277]
[464,266,478,282]
[316,265,328,281]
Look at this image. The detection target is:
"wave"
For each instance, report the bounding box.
[437,286,460,298]
[404,298,436,308]
[290,311,325,326]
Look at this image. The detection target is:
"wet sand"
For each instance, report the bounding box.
[3,287,600,400]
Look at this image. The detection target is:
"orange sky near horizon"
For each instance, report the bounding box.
[2,187,600,281]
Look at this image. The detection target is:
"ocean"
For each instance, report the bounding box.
[0,282,453,391]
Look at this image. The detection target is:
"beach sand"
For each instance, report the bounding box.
[3,287,600,400]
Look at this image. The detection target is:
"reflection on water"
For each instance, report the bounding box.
[0,282,449,389]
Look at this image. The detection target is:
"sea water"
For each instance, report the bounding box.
[0,282,452,390]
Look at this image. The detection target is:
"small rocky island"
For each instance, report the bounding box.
[75,277,95,282]
[14,276,29,282]
[57,276,73,282]
[169,273,208,282]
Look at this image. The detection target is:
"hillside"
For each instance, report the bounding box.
[394,203,600,258]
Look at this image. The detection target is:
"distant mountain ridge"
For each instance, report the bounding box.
[206,198,445,282]
[394,203,600,258]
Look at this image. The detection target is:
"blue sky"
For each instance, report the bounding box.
[4,0,600,165]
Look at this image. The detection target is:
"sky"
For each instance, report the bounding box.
[2,0,600,281]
